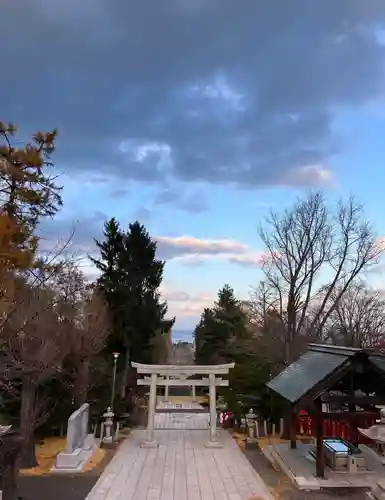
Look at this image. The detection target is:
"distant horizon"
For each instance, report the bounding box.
[172,328,194,343]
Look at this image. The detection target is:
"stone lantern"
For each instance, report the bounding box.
[102,407,115,446]
[245,409,258,448]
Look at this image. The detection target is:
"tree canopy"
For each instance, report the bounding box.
[194,284,275,415]
[194,284,247,365]
[90,218,174,398]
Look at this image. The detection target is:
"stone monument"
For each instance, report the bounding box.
[51,403,96,473]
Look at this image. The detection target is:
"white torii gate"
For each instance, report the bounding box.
[132,362,234,448]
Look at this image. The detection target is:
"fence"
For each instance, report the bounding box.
[227,413,377,442]
[296,415,377,443]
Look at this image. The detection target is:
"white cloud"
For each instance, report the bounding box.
[227,252,267,267]
[161,285,215,320]
[378,237,385,250]
[282,164,336,188]
[163,290,191,302]
[188,74,246,112]
[156,235,247,254]
[156,235,265,267]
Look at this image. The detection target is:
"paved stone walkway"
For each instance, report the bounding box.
[155,402,209,430]
[85,429,272,500]
[156,402,204,411]
[154,413,210,430]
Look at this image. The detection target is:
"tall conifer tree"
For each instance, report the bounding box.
[91,219,174,398]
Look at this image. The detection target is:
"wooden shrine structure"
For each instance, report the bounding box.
[132,362,234,448]
[267,343,385,478]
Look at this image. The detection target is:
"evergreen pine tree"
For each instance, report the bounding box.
[89,218,124,347]
[91,219,174,398]
[91,217,123,299]
[194,284,274,417]
[194,284,247,364]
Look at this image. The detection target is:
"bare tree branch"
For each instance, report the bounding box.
[323,281,385,348]
[257,191,382,362]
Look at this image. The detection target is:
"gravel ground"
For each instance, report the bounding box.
[16,449,115,500]
[243,445,368,500]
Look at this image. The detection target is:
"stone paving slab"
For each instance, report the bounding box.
[154,412,210,430]
[85,429,273,500]
[154,401,209,430]
[156,402,204,411]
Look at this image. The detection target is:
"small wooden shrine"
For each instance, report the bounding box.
[267,343,385,477]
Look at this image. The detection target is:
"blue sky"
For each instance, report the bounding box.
[2,1,385,339]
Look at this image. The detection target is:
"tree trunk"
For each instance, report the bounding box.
[74,358,90,408]
[19,377,38,469]
[2,454,19,500]
[286,294,296,365]
[0,432,24,500]
[120,347,130,399]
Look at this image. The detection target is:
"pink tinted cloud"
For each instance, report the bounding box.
[161,286,215,318]
[156,235,247,255]
[156,235,265,268]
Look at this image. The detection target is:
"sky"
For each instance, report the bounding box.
[2,1,385,341]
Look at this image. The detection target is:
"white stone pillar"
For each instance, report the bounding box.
[142,373,158,447]
[165,376,169,401]
[205,373,222,448]
[209,374,217,441]
[191,384,196,401]
[81,406,89,446]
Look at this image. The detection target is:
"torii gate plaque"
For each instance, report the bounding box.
[132,362,234,448]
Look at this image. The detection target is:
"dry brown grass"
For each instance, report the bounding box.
[20,437,106,476]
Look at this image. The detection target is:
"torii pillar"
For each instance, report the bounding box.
[205,372,221,448]
[191,384,196,401]
[142,373,158,448]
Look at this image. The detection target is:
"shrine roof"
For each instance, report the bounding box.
[369,355,385,373]
[267,343,366,405]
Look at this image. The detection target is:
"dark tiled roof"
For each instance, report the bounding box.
[267,343,358,404]
[369,355,385,373]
